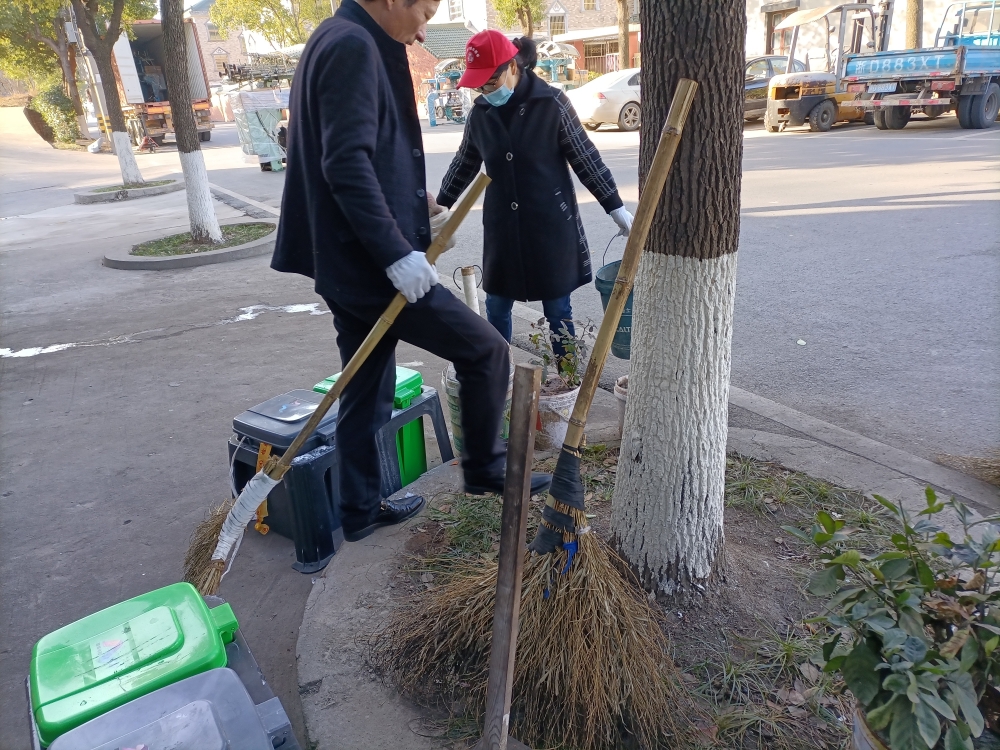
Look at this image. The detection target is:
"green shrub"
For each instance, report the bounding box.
[788,488,1000,749]
[30,84,79,143]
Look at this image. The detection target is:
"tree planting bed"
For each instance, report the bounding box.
[371,448,899,750]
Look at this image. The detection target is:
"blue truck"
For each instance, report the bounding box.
[842,0,1000,128]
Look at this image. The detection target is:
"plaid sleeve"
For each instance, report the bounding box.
[436,107,483,209]
[556,92,624,214]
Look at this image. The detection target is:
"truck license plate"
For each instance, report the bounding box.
[868,83,897,94]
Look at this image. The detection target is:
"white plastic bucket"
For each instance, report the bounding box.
[442,362,514,455]
[535,385,581,451]
[613,375,628,439]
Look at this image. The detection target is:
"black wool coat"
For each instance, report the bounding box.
[271,0,430,304]
[437,70,623,302]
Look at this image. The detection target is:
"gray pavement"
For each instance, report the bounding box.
[0,103,997,750]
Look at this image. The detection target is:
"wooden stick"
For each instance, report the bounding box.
[562,79,698,452]
[479,364,542,750]
[264,173,491,481]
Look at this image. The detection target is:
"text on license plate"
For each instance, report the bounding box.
[868,83,897,93]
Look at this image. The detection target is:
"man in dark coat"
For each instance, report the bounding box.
[272,0,550,542]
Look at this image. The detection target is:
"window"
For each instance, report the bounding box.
[238,34,247,55]
[583,0,596,10]
[213,54,228,75]
[627,72,640,86]
[769,57,805,75]
[549,14,566,36]
[448,0,463,21]
[745,59,769,80]
[582,39,618,74]
[207,22,225,41]
[765,9,793,55]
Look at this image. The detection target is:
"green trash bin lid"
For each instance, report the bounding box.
[314,366,423,408]
[29,582,237,746]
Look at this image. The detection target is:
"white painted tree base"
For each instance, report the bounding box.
[111,131,144,186]
[611,251,738,596]
[179,150,223,243]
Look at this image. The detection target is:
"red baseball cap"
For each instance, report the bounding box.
[458,30,518,89]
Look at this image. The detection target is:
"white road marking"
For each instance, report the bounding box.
[1,303,329,358]
[208,183,281,216]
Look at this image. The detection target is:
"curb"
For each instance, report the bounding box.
[74,179,184,205]
[102,221,277,271]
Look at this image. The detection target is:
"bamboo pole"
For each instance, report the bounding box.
[478,364,542,750]
[563,79,698,451]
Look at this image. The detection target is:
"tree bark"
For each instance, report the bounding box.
[906,0,923,50]
[161,0,222,243]
[72,0,144,185]
[617,0,629,70]
[611,0,744,598]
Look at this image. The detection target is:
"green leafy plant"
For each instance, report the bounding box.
[785,488,1000,749]
[528,318,594,391]
[30,83,79,143]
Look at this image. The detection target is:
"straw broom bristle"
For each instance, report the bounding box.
[371,523,690,750]
[183,497,233,595]
[937,449,1000,487]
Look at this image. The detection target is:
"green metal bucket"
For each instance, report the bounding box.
[595,260,632,360]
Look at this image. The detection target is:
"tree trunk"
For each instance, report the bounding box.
[617,0,629,70]
[35,12,91,138]
[161,0,222,243]
[72,0,144,186]
[611,0,744,598]
[65,39,91,138]
[906,0,922,50]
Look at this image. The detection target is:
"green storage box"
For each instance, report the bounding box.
[29,582,238,746]
[314,366,427,486]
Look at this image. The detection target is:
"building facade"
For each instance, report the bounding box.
[185,0,249,84]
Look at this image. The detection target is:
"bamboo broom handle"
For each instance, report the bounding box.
[266,173,491,480]
[563,78,698,452]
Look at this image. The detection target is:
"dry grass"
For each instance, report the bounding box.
[370,522,698,750]
[937,449,1000,487]
[371,450,888,749]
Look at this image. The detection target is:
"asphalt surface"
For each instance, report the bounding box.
[0,107,997,750]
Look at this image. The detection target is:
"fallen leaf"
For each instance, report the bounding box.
[800,663,821,684]
[787,706,809,718]
[438,503,452,514]
[419,572,435,583]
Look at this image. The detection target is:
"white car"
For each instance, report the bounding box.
[565,68,641,132]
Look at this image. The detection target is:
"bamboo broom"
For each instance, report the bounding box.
[372,80,700,750]
[185,173,491,596]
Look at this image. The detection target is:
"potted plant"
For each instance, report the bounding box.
[528,318,594,450]
[786,488,1000,750]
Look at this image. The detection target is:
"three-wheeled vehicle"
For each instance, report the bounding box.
[765,2,894,132]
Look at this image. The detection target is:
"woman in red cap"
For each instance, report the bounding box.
[436,30,632,362]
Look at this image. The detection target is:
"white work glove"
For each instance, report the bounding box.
[429,208,455,252]
[610,207,634,237]
[386,250,439,303]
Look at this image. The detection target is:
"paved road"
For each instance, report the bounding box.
[0,107,997,750]
[191,114,1000,462]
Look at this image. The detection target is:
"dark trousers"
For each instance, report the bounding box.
[485,293,576,358]
[324,285,509,532]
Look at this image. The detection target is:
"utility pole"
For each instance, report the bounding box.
[906,0,923,49]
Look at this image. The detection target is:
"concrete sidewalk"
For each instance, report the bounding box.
[296,397,999,749]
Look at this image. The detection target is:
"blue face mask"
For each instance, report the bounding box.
[483,82,514,107]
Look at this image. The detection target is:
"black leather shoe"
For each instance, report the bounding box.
[343,494,426,542]
[464,471,552,497]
